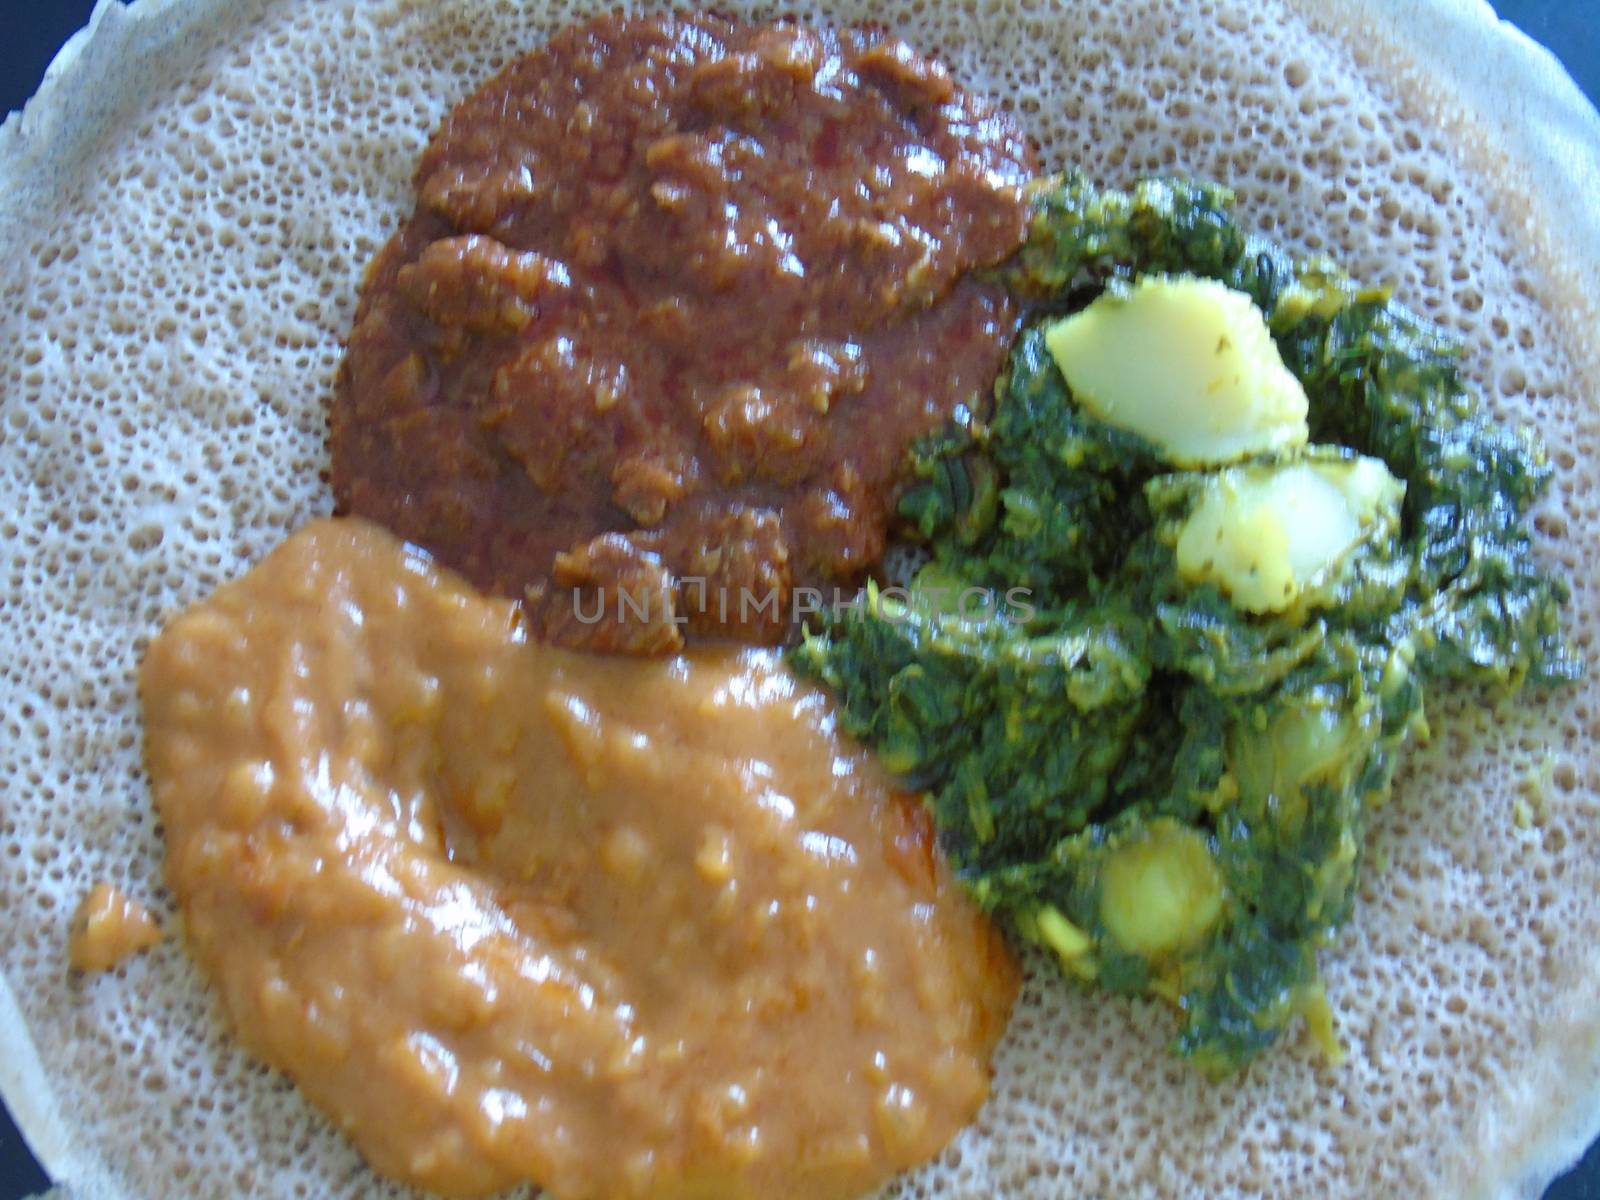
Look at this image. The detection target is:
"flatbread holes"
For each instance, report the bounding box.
[2,1,1598,1198]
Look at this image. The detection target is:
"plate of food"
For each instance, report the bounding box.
[1,1,1597,1197]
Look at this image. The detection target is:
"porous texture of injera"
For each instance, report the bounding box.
[1,1,1598,1197]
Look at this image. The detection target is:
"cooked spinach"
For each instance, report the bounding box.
[792,173,1578,1075]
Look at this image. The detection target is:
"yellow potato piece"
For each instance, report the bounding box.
[1044,275,1309,467]
[1175,454,1404,614]
[1100,820,1225,960]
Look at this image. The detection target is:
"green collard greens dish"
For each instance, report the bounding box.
[791,174,1580,1076]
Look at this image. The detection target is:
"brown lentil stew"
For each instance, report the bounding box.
[331,13,1033,652]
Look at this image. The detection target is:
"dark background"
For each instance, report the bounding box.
[0,1,1596,1197]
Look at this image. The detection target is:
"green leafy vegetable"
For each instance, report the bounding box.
[792,173,1578,1076]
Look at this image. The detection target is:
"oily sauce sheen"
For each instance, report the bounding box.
[331,13,1034,652]
[141,518,1018,1200]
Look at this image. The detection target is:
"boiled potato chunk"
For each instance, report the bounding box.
[1043,275,1309,466]
[1228,702,1357,806]
[1175,454,1404,614]
[1100,819,1224,959]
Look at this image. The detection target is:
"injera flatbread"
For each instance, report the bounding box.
[1,1,1598,1197]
